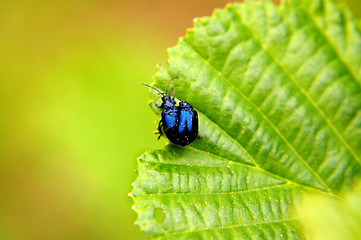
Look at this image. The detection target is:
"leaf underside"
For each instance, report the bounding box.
[132,0,361,239]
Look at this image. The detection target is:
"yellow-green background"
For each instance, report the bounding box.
[1,1,360,239]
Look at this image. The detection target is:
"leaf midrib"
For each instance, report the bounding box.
[141,144,340,199]
[140,182,290,196]
[188,146,340,199]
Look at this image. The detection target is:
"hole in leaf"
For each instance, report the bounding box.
[153,207,165,224]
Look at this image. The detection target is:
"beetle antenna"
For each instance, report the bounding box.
[165,75,178,94]
[140,83,164,95]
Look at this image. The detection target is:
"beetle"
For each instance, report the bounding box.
[141,77,198,146]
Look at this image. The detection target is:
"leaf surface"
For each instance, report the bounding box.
[132,0,361,239]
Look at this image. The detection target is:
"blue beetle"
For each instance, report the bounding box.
[141,77,198,146]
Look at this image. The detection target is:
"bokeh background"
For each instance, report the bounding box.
[0,0,360,239]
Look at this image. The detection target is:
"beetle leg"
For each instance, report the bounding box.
[155,120,163,140]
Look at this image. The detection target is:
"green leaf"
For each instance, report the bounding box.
[132,0,361,239]
[298,183,361,240]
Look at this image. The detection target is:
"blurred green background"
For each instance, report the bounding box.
[0,0,360,239]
